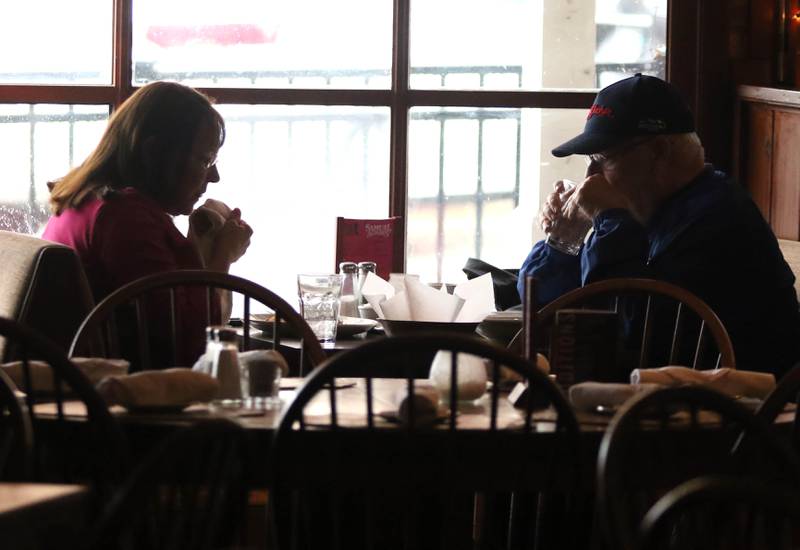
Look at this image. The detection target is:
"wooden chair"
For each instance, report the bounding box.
[597,385,800,550]
[638,475,800,550]
[69,270,326,375]
[335,216,403,280]
[757,361,800,452]
[85,418,249,550]
[269,332,584,550]
[0,368,32,479]
[777,238,800,300]
[511,277,736,380]
[0,317,128,498]
[0,230,95,360]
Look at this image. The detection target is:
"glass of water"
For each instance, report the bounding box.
[544,179,591,256]
[297,274,344,346]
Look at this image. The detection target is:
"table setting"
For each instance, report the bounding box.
[566,366,777,416]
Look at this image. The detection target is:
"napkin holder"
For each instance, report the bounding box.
[549,308,621,388]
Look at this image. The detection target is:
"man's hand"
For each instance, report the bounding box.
[541,180,591,240]
[563,173,632,221]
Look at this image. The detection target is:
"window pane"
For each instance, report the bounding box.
[0,105,109,234]
[205,105,390,305]
[409,0,666,90]
[0,1,112,84]
[407,107,588,285]
[133,0,393,89]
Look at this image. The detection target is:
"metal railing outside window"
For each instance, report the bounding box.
[2,66,522,285]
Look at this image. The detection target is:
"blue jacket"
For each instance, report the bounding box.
[518,165,800,377]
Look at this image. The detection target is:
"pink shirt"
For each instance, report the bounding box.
[44,188,217,368]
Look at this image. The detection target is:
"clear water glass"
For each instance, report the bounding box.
[545,179,589,256]
[240,358,282,410]
[297,274,344,346]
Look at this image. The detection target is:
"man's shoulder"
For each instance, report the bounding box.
[685,166,760,220]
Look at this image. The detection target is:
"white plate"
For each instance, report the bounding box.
[337,316,379,338]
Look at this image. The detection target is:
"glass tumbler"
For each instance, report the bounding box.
[297,273,344,346]
[545,179,591,255]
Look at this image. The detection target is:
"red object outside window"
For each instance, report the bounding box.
[146,24,277,47]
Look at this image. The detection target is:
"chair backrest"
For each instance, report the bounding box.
[0,368,33,480]
[778,238,800,299]
[638,475,800,550]
[597,385,800,550]
[511,277,735,379]
[69,270,326,375]
[335,216,403,280]
[270,332,583,550]
[0,230,95,360]
[0,317,128,494]
[85,419,249,550]
[757,361,800,453]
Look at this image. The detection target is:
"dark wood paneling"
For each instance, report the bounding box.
[772,109,800,238]
[744,104,774,219]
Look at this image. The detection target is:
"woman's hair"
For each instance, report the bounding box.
[49,81,225,215]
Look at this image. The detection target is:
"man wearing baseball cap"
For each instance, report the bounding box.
[518,74,800,377]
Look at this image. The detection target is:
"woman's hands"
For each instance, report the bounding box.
[211,208,252,265]
[208,207,252,272]
[188,200,253,272]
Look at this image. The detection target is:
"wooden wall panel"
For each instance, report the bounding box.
[743,104,774,219]
[771,109,800,238]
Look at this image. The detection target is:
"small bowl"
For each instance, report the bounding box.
[377,319,480,337]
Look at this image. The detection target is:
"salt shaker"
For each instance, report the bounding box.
[206,325,242,402]
[356,261,377,305]
[338,261,359,318]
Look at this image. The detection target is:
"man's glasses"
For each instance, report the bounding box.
[587,136,653,166]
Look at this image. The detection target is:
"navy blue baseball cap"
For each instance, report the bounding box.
[551,74,695,158]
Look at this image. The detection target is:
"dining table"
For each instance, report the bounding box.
[0,482,89,548]
[241,327,443,377]
[33,377,795,490]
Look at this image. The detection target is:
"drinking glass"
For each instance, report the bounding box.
[545,179,591,255]
[297,274,344,346]
[240,357,282,409]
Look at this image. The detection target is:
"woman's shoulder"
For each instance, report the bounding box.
[95,188,189,248]
[97,187,166,220]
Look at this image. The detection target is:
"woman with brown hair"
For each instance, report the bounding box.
[43,81,252,368]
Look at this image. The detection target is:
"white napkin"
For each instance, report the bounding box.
[379,291,412,320]
[406,277,465,321]
[1,357,130,393]
[192,349,290,377]
[453,273,496,322]
[96,368,219,409]
[361,272,396,319]
[630,366,776,399]
[363,272,494,322]
[391,383,440,425]
[569,382,661,413]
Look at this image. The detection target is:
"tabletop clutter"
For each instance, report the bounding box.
[0,264,780,416]
[0,354,780,419]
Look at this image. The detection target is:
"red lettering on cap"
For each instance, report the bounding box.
[587,105,614,120]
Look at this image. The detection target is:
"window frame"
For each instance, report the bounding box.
[0,0,702,269]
